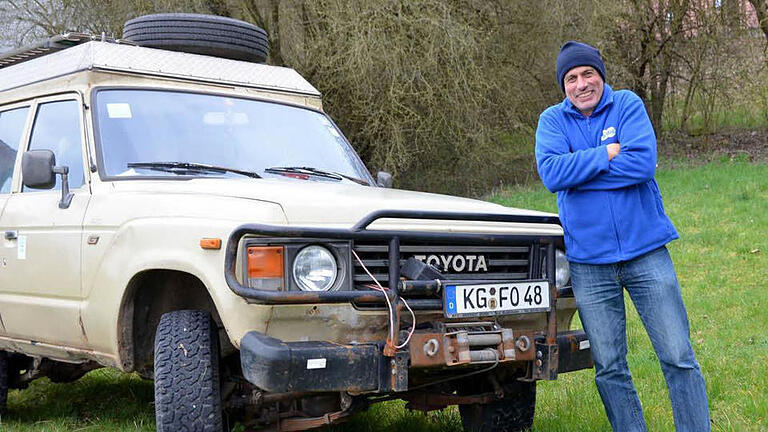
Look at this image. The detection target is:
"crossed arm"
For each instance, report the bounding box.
[535,93,657,193]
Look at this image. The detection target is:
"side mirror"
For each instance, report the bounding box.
[22,149,56,189]
[21,149,73,209]
[376,171,393,188]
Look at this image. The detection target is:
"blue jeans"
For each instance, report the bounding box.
[569,246,710,432]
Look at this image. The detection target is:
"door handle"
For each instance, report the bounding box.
[4,231,17,240]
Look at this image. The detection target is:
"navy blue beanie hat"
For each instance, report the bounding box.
[556,41,606,93]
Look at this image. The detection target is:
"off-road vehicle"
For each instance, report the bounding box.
[0,14,592,432]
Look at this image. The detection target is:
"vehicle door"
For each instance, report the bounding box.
[0,95,90,348]
[0,103,33,337]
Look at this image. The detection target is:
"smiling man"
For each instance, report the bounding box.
[534,41,711,432]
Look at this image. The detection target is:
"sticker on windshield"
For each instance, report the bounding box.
[106,103,133,119]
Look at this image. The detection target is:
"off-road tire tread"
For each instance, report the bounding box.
[459,381,536,432]
[154,310,223,432]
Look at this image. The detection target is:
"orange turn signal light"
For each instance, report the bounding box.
[247,246,285,278]
[200,238,222,250]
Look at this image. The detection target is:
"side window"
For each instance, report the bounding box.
[0,107,30,193]
[25,100,85,191]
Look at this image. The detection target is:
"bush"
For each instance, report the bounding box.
[2,0,766,195]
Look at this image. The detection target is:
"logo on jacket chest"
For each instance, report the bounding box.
[601,126,616,141]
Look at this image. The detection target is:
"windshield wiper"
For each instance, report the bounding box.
[127,162,261,179]
[264,166,368,185]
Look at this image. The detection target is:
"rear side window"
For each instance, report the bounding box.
[0,107,29,193]
[25,100,85,191]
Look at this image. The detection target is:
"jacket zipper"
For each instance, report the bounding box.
[586,113,622,255]
[599,114,622,257]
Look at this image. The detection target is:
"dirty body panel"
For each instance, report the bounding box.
[225,211,592,398]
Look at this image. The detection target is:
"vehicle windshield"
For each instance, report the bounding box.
[93,89,372,184]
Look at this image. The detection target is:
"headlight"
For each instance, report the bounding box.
[292,245,338,291]
[543,249,571,288]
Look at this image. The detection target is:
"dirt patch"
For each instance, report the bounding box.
[658,128,768,166]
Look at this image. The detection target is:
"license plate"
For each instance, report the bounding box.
[443,281,550,318]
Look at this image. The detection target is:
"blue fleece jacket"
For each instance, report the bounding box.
[535,84,678,264]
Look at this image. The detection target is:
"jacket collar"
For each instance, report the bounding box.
[562,83,614,118]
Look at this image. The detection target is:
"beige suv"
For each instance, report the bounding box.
[0,19,591,432]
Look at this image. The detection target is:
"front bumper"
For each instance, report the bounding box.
[240,329,593,393]
[229,210,580,394]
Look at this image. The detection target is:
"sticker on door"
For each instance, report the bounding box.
[17,235,26,260]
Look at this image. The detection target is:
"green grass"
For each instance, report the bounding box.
[2,368,155,431]
[662,91,768,135]
[1,160,766,431]
[486,159,768,432]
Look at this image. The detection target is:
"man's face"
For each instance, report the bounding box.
[563,66,604,116]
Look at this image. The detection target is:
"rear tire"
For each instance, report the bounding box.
[154,310,223,432]
[459,380,536,432]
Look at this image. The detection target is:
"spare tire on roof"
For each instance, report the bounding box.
[122,13,269,63]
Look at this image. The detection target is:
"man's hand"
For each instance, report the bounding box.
[607,143,621,161]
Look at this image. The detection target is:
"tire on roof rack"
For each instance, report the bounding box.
[122,13,269,63]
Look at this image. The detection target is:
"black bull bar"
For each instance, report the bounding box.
[225,210,562,303]
[224,210,577,384]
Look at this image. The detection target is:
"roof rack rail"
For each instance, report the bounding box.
[0,33,135,69]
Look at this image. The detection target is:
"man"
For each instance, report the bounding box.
[535,41,710,432]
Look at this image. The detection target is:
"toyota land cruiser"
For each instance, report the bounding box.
[0,14,591,432]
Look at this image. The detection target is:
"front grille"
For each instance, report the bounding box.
[352,241,532,291]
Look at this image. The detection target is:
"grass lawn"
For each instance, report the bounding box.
[484,159,768,432]
[1,160,766,431]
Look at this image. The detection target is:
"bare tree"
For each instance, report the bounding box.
[600,0,693,132]
[1,0,765,193]
[747,0,768,42]
[0,0,239,47]
[239,0,284,65]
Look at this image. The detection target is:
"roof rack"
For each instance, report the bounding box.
[0,34,320,97]
[0,33,135,69]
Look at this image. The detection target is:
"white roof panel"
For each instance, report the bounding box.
[0,41,321,96]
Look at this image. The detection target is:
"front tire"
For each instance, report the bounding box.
[459,380,536,432]
[154,310,223,432]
